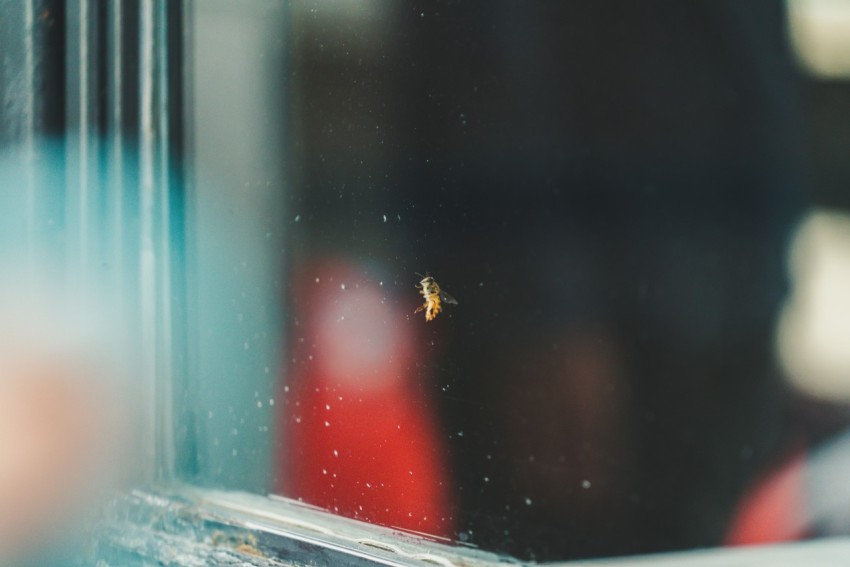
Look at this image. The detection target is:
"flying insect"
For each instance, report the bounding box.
[415,273,457,322]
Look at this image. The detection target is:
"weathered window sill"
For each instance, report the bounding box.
[92,486,512,566]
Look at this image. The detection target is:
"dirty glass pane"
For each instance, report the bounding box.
[183,0,850,562]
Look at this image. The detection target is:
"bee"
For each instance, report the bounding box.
[415,273,458,322]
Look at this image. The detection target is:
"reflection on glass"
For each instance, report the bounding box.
[183,1,850,563]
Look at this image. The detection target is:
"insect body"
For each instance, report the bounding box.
[415,274,458,322]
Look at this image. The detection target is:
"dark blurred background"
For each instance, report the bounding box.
[280,0,850,561]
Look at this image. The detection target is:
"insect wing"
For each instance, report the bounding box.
[440,289,459,305]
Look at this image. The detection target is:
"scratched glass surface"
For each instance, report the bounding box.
[183,1,850,562]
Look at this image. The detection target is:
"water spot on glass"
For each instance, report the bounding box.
[315,277,320,283]
[232,448,238,457]
[340,283,346,290]
[582,480,591,489]
[294,416,301,423]
[322,469,328,475]
[294,214,301,222]
[269,398,275,406]
[283,385,290,393]
[256,401,263,408]
[479,282,484,287]
[325,404,331,410]
[457,431,464,437]
[382,214,387,222]
[525,497,532,506]
[458,531,470,542]
[243,341,250,350]
[484,476,490,483]
[208,410,214,419]
[333,449,339,457]
[231,428,239,436]
[396,214,401,221]
[324,421,330,427]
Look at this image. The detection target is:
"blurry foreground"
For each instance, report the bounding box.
[0,143,140,564]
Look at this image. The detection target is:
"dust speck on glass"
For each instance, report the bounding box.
[4,0,841,564]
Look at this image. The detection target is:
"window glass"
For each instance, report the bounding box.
[181,0,850,563]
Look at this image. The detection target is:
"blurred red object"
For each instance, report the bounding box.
[724,446,809,546]
[276,261,452,536]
